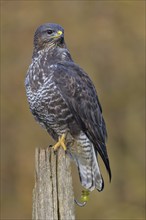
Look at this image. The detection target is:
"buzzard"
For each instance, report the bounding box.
[25,23,111,192]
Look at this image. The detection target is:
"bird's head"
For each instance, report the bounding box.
[34,23,65,51]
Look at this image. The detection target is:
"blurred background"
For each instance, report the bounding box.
[1,1,145,219]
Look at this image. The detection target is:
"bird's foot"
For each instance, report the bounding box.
[53,134,67,151]
[74,189,90,207]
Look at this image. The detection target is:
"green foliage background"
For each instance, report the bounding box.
[1,1,145,219]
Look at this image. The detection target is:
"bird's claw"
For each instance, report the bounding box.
[53,134,67,151]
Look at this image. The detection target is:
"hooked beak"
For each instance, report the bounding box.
[52,30,63,39]
[57,30,63,36]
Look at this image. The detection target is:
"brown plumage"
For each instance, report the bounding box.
[25,23,111,191]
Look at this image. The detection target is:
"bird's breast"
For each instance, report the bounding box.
[26,66,74,135]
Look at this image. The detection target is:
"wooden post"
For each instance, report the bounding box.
[32,147,75,220]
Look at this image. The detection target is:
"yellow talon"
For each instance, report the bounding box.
[53,134,67,151]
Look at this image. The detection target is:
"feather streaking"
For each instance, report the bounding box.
[25,23,111,191]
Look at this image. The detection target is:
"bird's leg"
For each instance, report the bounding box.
[53,133,67,151]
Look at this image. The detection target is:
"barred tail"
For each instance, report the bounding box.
[68,131,104,191]
[77,145,104,192]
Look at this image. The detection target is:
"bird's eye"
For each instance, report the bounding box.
[47,30,53,35]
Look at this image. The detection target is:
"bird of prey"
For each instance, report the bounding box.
[25,23,111,192]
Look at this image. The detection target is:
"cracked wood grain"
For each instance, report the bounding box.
[32,147,75,220]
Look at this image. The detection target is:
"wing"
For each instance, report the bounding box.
[53,62,111,180]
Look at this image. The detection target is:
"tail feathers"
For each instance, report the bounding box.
[68,131,105,192]
[96,175,104,192]
[77,151,104,192]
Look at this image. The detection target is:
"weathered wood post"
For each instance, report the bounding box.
[32,147,75,220]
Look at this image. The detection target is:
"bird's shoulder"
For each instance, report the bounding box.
[53,61,94,89]
[53,61,102,112]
